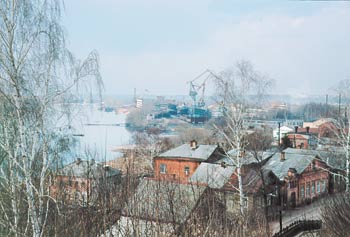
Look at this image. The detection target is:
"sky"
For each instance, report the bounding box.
[63,0,350,97]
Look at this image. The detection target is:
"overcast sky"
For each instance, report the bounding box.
[63,0,350,97]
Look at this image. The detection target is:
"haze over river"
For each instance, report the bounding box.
[69,104,132,163]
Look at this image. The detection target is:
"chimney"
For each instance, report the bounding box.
[76,158,82,165]
[294,126,298,133]
[220,161,227,168]
[239,150,246,157]
[306,126,310,134]
[190,140,198,150]
[280,152,286,161]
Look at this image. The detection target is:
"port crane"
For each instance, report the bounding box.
[187,69,220,123]
[187,69,220,107]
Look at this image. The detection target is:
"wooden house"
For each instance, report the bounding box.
[189,152,280,218]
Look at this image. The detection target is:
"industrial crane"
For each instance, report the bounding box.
[188,69,213,107]
[187,69,220,123]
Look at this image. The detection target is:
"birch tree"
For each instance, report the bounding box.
[327,79,350,192]
[0,1,102,236]
[212,60,273,215]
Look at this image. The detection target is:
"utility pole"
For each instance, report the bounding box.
[339,93,342,118]
[278,122,281,149]
[326,94,329,117]
[278,185,283,232]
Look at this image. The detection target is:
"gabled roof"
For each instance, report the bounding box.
[123,179,206,224]
[189,163,235,189]
[240,168,278,194]
[303,118,335,128]
[59,159,120,178]
[157,144,218,161]
[215,150,275,167]
[263,148,318,180]
[190,160,279,194]
[283,147,345,170]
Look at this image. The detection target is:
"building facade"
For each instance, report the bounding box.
[264,148,332,209]
[153,140,223,182]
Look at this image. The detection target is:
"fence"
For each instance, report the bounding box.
[272,219,322,237]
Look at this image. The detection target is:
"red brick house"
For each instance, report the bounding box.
[153,140,223,182]
[51,158,120,205]
[302,118,338,138]
[287,133,312,149]
[264,148,331,208]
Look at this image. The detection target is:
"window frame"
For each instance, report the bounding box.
[160,163,167,174]
[184,166,190,176]
[322,180,326,192]
[300,185,305,199]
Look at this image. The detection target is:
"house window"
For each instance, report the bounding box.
[74,192,80,203]
[82,192,87,206]
[243,196,249,209]
[184,166,190,176]
[306,183,310,196]
[317,181,321,193]
[312,161,316,170]
[268,196,272,206]
[311,181,315,194]
[300,186,305,199]
[322,180,326,192]
[160,164,167,174]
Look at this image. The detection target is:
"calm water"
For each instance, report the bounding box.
[71,104,132,162]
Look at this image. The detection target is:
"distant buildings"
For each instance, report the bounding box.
[273,125,293,140]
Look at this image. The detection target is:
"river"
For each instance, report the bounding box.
[69,103,132,163]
